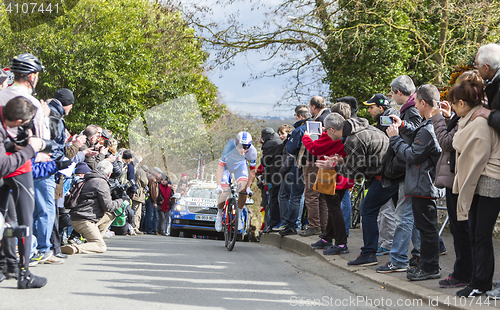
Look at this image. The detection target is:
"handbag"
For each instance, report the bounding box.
[313,169,337,195]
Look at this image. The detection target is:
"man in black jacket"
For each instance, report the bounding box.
[260,127,283,233]
[363,93,399,257]
[386,84,443,281]
[472,43,500,129]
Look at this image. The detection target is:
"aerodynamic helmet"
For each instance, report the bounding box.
[235,131,252,150]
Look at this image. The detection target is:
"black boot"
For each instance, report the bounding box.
[17,268,47,289]
[5,262,18,279]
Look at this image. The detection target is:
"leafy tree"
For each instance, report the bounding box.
[0,0,223,145]
[186,0,500,102]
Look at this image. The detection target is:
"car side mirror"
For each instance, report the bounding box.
[173,193,181,199]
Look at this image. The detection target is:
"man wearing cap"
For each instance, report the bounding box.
[74,162,91,176]
[260,127,283,233]
[336,96,358,118]
[363,93,400,133]
[363,93,399,257]
[121,150,137,199]
[47,88,74,161]
[43,88,76,262]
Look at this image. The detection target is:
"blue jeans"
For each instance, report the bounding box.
[341,190,351,236]
[33,175,56,253]
[360,179,399,255]
[389,182,420,267]
[278,180,291,225]
[296,193,305,230]
[145,199,159,233]
[286,182,305,230]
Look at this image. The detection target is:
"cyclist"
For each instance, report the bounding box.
[215,132,257,232]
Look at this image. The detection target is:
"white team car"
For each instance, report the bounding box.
[170,181,253,241]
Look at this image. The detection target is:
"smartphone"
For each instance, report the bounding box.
[306,121,322,135]
[380,116,393,126]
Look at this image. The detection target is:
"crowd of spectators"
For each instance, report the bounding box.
[0,53,185,289]
[256,43,500,299]
[3,42,500,300]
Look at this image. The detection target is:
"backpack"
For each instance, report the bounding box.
[111,206,126,227]
[111,200,130,227]
[64,179,86,209]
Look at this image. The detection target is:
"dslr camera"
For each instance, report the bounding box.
[110,183,131,200]
[4,223,29,239]
[0,213,28,241]
[14,118,53,153]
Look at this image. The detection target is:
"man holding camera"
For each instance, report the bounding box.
[0,54,59,265]
[61,161,124,254]
[0,96,47,289]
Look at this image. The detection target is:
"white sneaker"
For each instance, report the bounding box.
[237,208,243,230]
[215,213,223,232]
[487,287,500,299]
[237,216,243,230]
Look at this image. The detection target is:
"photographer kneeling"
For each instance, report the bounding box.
[61,161,123,255]
[0,96,47,289]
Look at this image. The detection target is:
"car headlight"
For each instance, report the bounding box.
[173,204,186,212]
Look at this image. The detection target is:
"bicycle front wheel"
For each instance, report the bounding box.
[226,198,237,251]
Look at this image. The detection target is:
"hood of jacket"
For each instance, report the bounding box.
[48,98,65,117]
[262,133,283,150]
[84,169,110,186]
[261,127,277,142]
[346,117,371,135]
[400,93,416,113]
[293,117,310,129]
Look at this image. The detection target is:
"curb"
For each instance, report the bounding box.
[260,233,487,310]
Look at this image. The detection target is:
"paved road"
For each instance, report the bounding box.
[2,236,439,310]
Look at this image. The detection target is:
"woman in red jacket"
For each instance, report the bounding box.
[302,114,354,255]
[157,178,173,235]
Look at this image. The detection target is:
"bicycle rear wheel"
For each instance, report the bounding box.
[226,198,237,251]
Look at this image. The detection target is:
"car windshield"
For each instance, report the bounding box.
[184,187,216,199]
